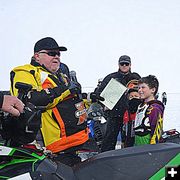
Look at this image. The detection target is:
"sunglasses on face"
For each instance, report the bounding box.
[119,62,130,66]
[39,51,60,57]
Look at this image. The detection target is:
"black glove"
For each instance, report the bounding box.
[69,81,81,95]
[30,86,67,106]
[90,92,105,103]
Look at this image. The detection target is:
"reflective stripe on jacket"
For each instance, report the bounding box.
[10,62,88,153]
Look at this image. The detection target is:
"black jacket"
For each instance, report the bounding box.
[95,70,141,117]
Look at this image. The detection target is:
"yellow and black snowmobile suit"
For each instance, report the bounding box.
[10,59,88,153]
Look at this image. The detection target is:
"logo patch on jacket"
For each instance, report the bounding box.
[75,101,87,125]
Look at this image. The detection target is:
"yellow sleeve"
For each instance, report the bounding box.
[10,65,71,109]
[10,66,40,96]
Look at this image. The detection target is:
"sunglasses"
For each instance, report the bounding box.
[119,62,130,66]
[39,51,60,57]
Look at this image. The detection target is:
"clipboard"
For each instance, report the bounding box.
[100,78,127,110]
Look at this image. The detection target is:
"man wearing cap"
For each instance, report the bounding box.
[10,37,89,166]
[94,55,141,152]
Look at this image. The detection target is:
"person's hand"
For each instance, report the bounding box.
[1,95,24,116]
[90,92,105,103]
[69,81,81,94]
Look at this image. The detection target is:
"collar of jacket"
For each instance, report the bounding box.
[118,69,131,75]
[140,99,164,109]
[30,57,56,74]
[147,99,165,108]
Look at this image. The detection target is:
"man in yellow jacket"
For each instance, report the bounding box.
[10,37,89,166]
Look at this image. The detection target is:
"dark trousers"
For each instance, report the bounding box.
[124,120,135,147]
[101,116,123,152]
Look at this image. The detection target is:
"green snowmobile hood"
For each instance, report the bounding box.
[149,152,180,179]
[0,145,46,178]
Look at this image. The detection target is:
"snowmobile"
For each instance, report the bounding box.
[0,142,180,179]
[87,102,107,147]
[0,83,180,179]
[77,102,107,160]
[161,129,180,144]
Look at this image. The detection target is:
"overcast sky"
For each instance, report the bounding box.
[0,0,180,94]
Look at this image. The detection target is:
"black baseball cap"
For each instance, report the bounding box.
[34,37,67,53]
[119,55,131,64]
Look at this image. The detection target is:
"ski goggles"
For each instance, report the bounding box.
[39,51,60,57]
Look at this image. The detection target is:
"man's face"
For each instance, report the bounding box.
[119,62,131,73]
[34,49,60,73]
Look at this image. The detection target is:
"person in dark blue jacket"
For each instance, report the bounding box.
[59,62,70,79]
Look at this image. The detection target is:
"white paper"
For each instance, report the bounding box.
[100,78,127,110]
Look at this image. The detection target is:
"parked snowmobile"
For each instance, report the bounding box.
[161,129,180,144]
[87,103,107,147]
[77,102,107,160]
[1,142,180,180]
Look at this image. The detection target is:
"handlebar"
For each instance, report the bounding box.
[0,82,43,146]
[15,82,32,103]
